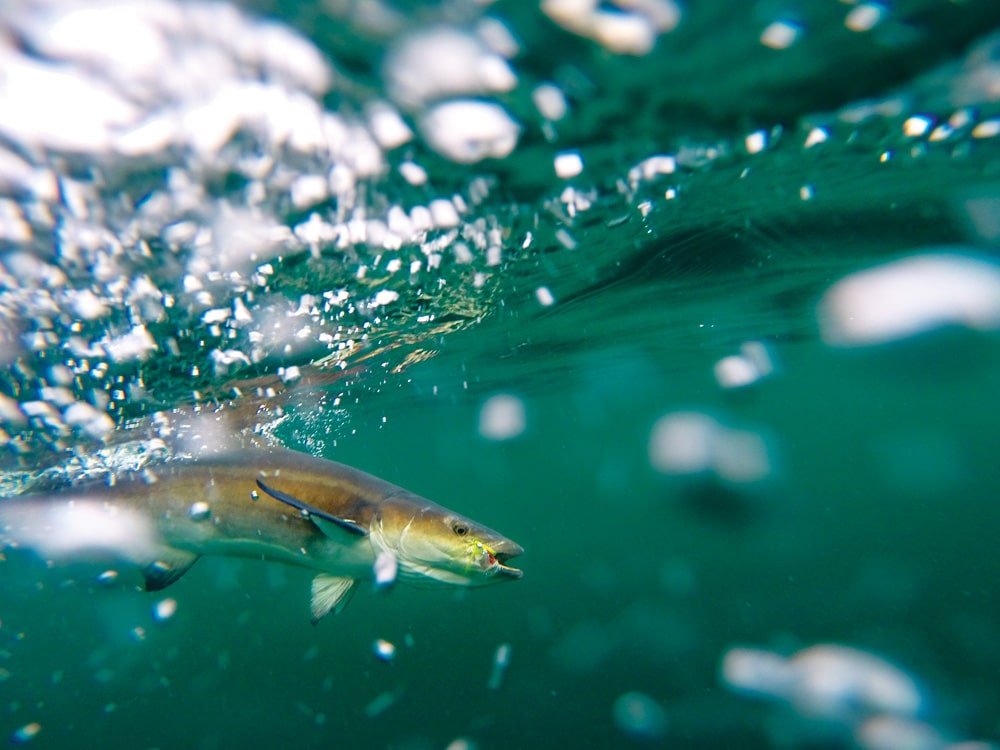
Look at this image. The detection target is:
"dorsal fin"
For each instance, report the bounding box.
[255,478,368,536]
[311,575,356,623]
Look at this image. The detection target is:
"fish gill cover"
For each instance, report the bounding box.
[1,0,1000,748]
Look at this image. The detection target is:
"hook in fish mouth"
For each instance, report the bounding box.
[485,547,523,579]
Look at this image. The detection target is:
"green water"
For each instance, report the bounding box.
[3,0,1000,748]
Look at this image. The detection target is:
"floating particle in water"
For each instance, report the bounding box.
[804,127,829,147]
[957,188,1000,243]
[760,20,801,50]
[721,644,923,723]
[153,598,178,622]
[188,501,211,522]
[373,639,396,663]
[364,690,398,718]
[130,627,146,642]
[818,252,1000,346]
[532,83,568,122]
[854,715,945,750]
[445,739,478,750]
[374,550,398,587]
[95,570,118,586]
[714,355,759,388]
[398,161,427,186]
[791,645,923,720]
[713,341,774,389]
[612,691,668,739]
[649,412,772,483]
[535,286,556,306]
[554,228,577,250]
[478,394,526,441]
[487,643,511,690]
[845,2,885,33]
[745,130,768,154]
[902,115,933,138]
[9,722,41,744]
[721,647,796,700]
[972,119,1000,139]
[554,151,584,179]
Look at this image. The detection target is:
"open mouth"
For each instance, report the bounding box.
[492,550,523,579]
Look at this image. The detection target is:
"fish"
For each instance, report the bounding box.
[0,447,523,622]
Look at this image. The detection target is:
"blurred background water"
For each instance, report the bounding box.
[2,0,1000,748]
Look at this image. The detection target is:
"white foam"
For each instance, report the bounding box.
[0,55,139,153]
[366,101,413,150]
[419,100,521,163]
[819,253,1000,346]
[398,161,428,186]
[289,174,329,211]
[63,401,115,440]
[0,199,32,244]
[102,325,157,363]
[385,28,517,108]
[542,0,680,56]
[555,151,584,179]
[0,147,36,192]
[429,198,461,228]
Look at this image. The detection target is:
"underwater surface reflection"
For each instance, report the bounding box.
[1,1,1000,748]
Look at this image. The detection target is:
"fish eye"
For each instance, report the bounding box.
[452,522,469,536]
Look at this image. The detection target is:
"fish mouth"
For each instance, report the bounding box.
[491,548,523,580]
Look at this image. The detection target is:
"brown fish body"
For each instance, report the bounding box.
[0,448,523,621]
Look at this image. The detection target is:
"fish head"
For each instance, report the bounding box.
[374,492,523,587]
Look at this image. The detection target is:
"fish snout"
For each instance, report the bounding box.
[487,536,524,580]
[493,538,524,560]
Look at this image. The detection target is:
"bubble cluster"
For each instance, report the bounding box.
[721,643,989,750]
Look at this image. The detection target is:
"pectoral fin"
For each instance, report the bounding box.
[311,575,356,623]
[143,548,200,591]
[255,479,368,537]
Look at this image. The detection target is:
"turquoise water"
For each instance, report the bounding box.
[3,1,1000,748]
